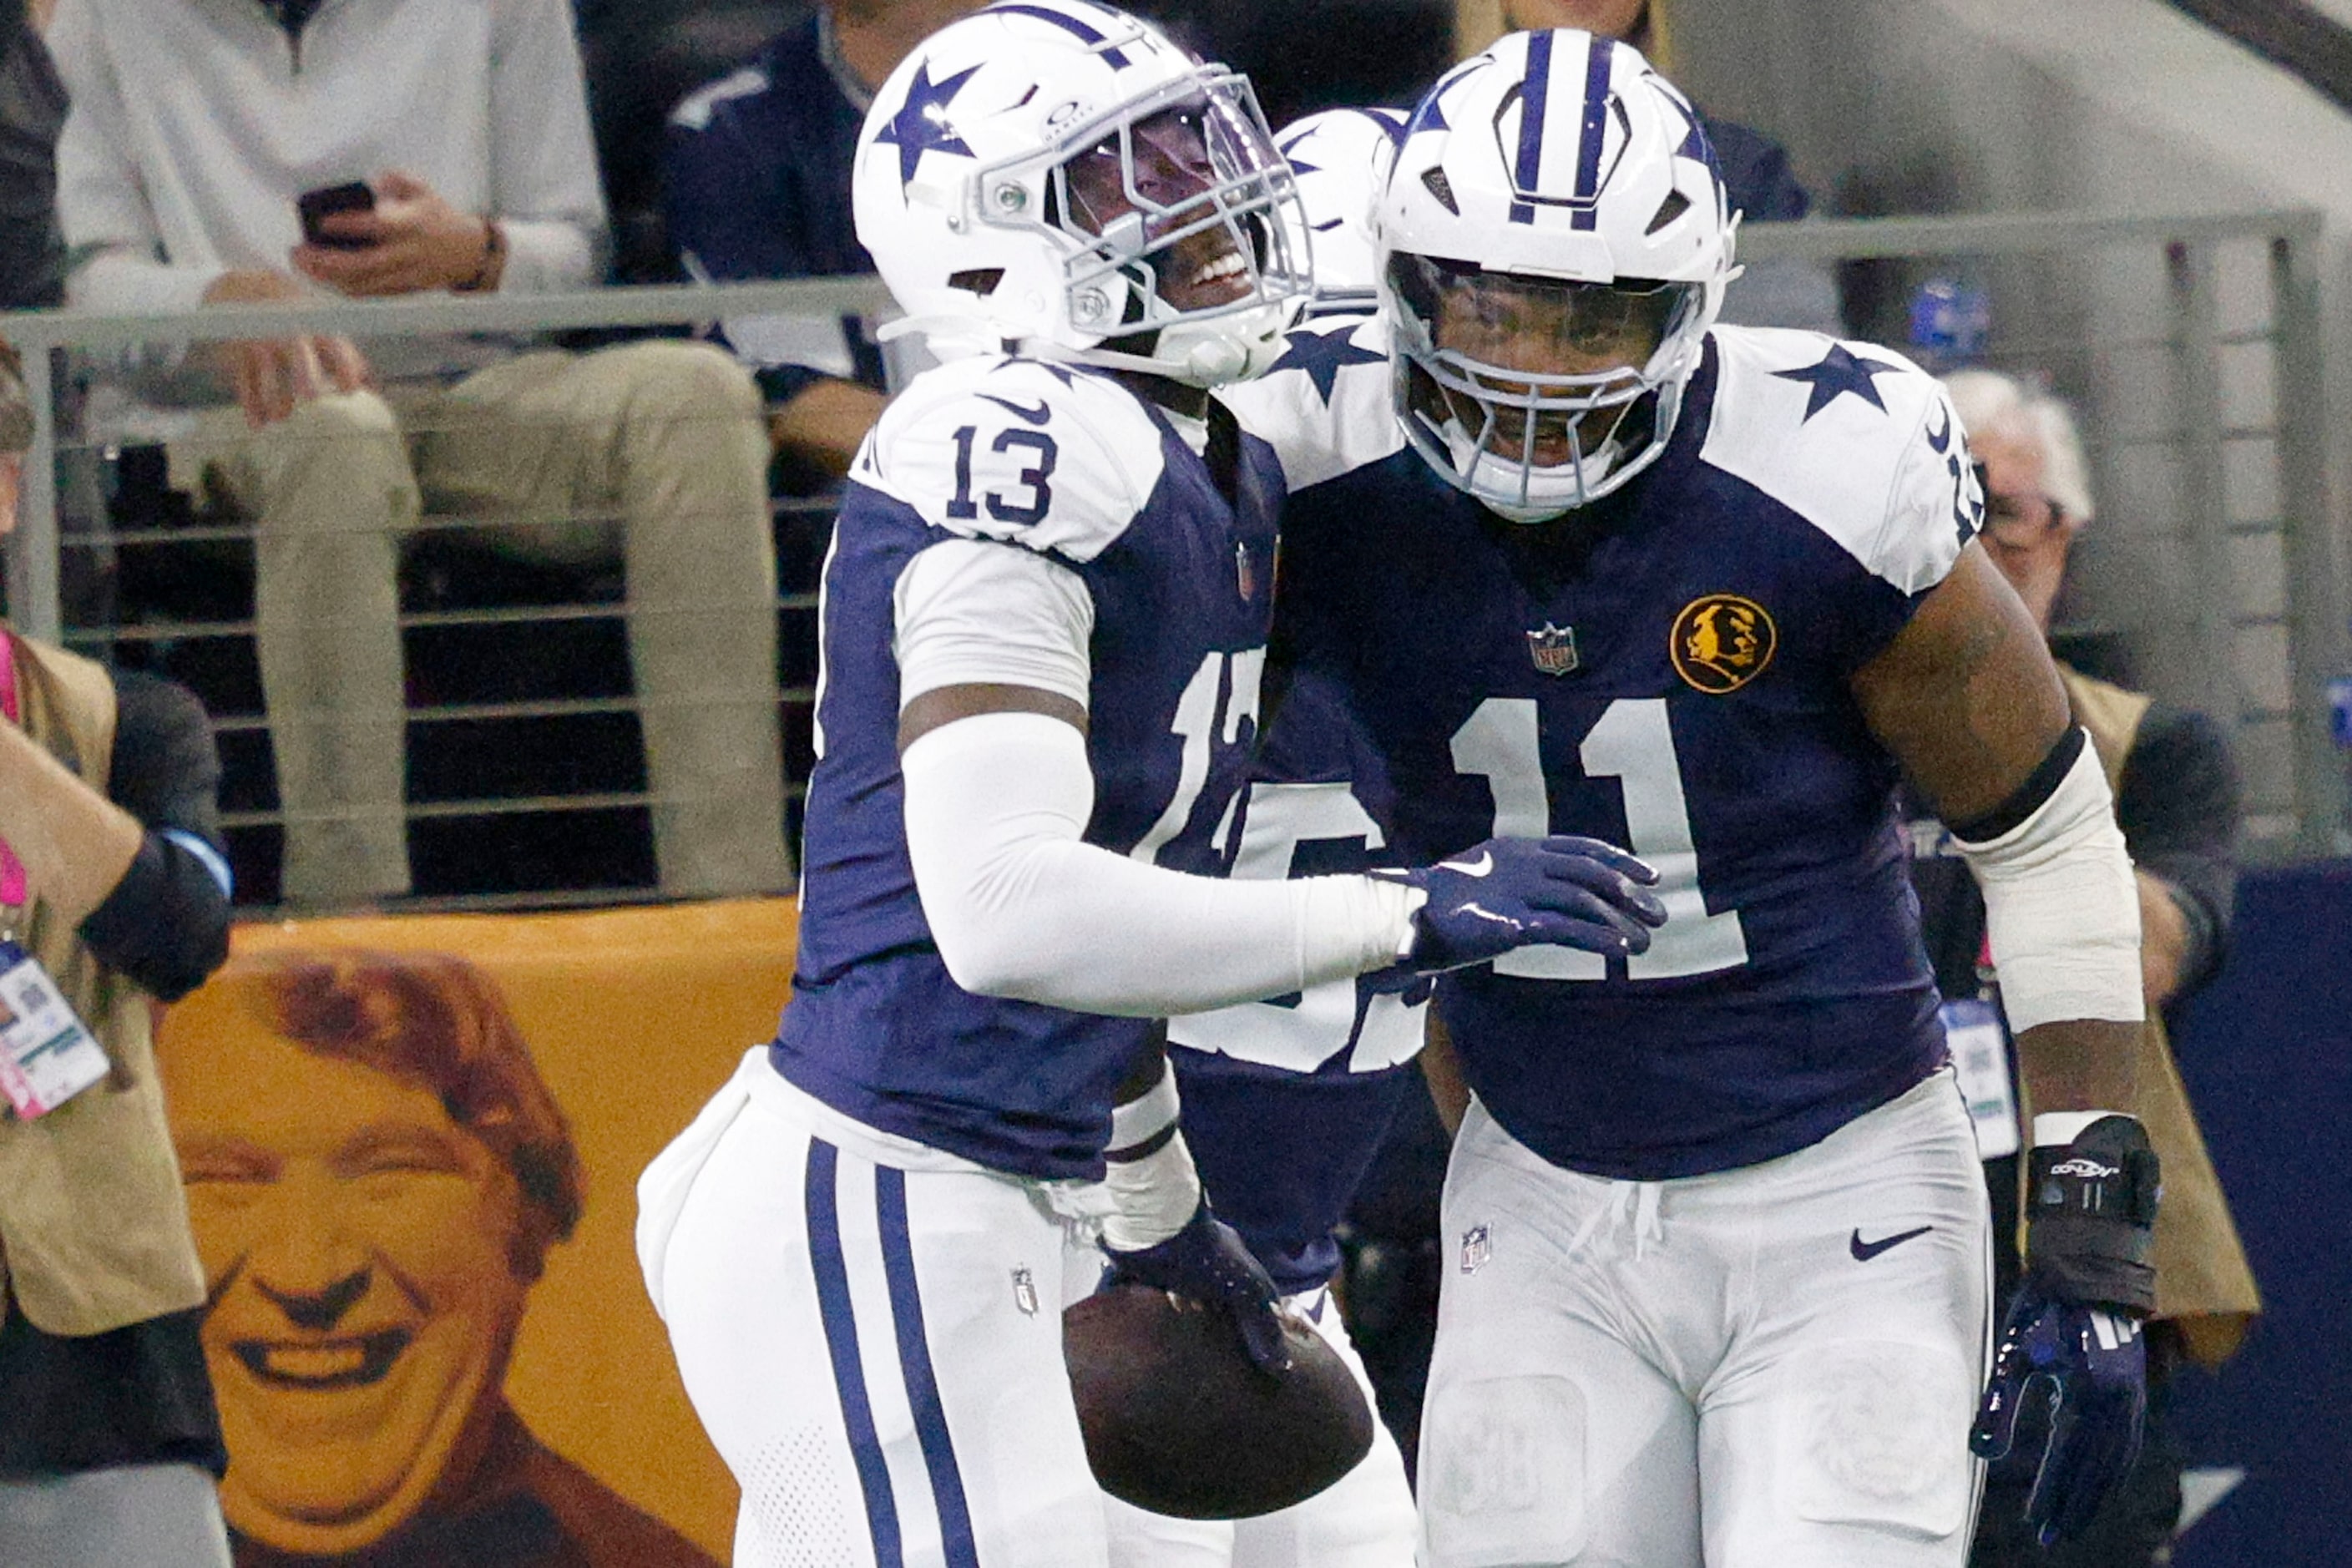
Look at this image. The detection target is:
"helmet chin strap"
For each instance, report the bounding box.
[1034,316,1287,388]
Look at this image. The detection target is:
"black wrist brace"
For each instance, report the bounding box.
[2025,1113,2162,1316]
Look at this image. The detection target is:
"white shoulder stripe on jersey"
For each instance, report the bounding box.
[857,356,1166,564]
[1216,312,1403,495]
[1699,325,1970,598]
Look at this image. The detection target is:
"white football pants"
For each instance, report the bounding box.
[640,1049,1109,1568]
[1420,1070,1991,1568]
[1055,1242,1418,1568]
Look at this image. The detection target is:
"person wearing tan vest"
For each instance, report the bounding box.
[0,344,237,1566]
[1913,371,2260,1568]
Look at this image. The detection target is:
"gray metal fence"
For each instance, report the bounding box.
[1746,210,2341,862]
[4,277,892,912]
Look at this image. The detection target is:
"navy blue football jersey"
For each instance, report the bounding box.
[774,356,1284,1180]
[1224,314,1984,1180]
[1166,668,1425,1293]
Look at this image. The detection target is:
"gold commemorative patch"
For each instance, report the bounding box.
[1671,594,1777,693]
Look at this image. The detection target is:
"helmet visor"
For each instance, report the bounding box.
[1043,70,1307,328]
[1388,255,1698,380]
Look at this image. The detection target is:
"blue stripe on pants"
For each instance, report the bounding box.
[807,1139,903,1568]
[876,1166,980,1568]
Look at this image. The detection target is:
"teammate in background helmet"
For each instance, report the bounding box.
[635,9,1667,1565]
[1085,104,1424,1568]
[1222,29,2155,1565]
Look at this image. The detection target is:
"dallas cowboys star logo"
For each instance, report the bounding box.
[1267,326,1383,405]
[1772,343,1901,422]
[874,60,981,186]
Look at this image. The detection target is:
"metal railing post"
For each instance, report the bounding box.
[5,342,60,640]
[2163,238,2237,731]
[2269,215,2346,856]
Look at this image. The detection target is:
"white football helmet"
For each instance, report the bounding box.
[1274,107,1406,313]
[1377,30,1737,520]
[853,1,1311,387]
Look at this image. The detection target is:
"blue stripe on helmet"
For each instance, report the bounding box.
[988,3,1134,68]
[1508,29,1554,225]
[1571,34,1612,230]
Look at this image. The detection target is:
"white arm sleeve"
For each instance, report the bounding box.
[901,712,1418,1016]
[1953,732,2145,1034]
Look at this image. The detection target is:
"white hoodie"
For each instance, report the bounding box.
[52,0,609,321]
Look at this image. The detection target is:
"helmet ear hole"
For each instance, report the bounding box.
[948,268,1007,296]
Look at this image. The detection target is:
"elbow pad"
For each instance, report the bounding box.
[1951,730,2143,1034]
[77,832,233,1002]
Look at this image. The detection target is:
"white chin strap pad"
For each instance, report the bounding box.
[1951,732,2145,1034]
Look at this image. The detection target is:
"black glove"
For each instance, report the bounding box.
[1365,835,1664,990]
[1101,1201,1292,1375]
[1970,1112,2162,1545]
[1970,1285,2149,1545]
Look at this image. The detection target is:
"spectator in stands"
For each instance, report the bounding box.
[1920,371,2260,1568]
[0,343,237,1567]
[0,0,63,309]
[665,0,984,480]
[1457,0,1840,330]
[157,948,718,1568]
[52,0,792,909]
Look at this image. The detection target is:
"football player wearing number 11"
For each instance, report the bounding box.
[1220,30,2156,1568]
[634,8,1667,1568]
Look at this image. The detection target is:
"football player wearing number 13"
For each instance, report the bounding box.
[634,8,1667,1568]
[1221,31,2157,1568]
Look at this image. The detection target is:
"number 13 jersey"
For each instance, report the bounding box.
[777,355,1283,1181]
[1226,316,1985,1180]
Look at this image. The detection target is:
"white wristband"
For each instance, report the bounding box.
[2032,1110,2122,1147]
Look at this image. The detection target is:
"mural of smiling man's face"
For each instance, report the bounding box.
[157,953,579,1558]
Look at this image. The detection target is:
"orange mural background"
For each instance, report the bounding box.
[159,898,797,1562]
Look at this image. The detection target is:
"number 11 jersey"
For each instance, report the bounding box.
[1227,316,1985,1181]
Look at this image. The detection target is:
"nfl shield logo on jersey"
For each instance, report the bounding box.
[1525,622,1580,676]
[1012,1266,1039,1316]
[1460,1224,1492,1273]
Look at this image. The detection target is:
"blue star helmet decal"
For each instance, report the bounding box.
[876,60,983,187]
[1773,343,1902,422]
[1267,326,1384,405]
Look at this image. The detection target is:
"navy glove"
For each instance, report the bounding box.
[1970,1285,2148,1545]
[1971,1112,2162,1545]
[1366,835,1664,989]
[1101,1201,1292,1375]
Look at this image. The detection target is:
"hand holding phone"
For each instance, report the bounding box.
[296,181,377,250]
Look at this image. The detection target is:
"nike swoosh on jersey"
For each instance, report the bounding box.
[1439,852,1494,877]
[977,393,1052,425]
[1849,1225,1933,1262]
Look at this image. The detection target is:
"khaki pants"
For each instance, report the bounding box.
[186,340,790,905]
[0,1463,234,1568]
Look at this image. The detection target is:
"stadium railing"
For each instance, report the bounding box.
[2,212,2337,915]
[1743,209,2340,863]
[4,277,892,912]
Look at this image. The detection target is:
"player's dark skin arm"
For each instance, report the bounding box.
[1420,1010,1470,1137]
[899,683,1087,754]
[1849,542,2140,1115]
